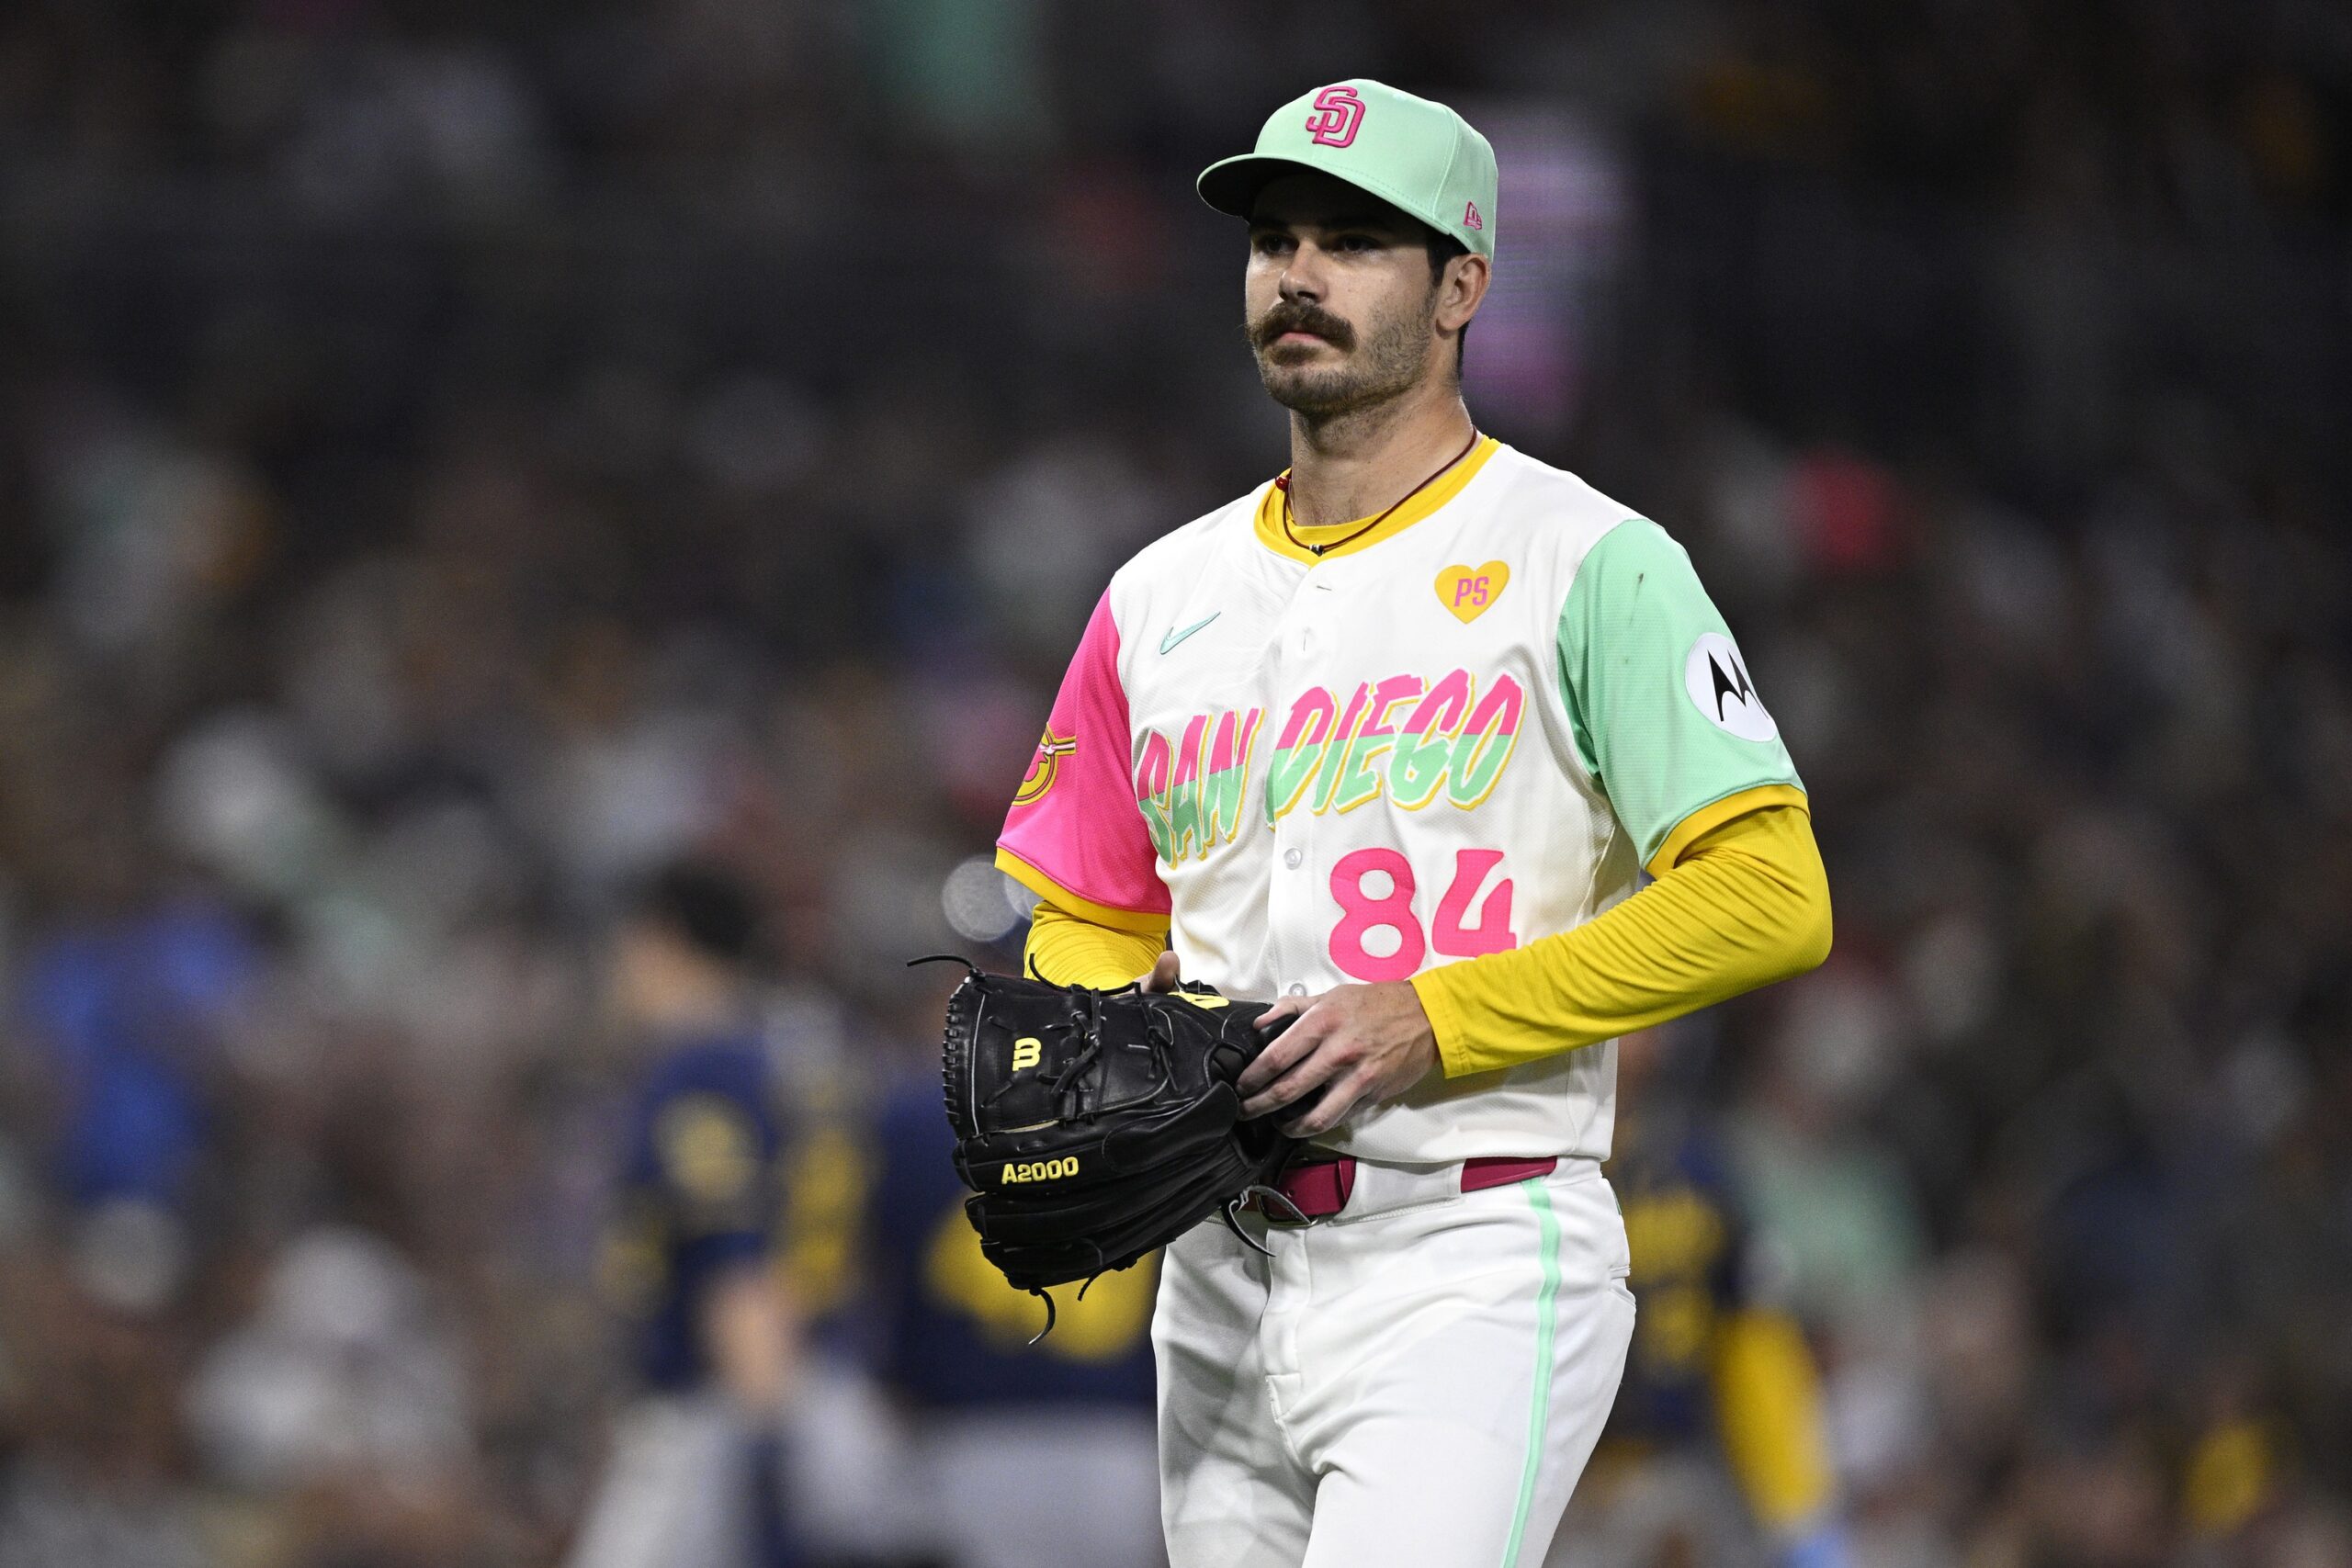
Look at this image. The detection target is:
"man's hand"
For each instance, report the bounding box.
[1237,982,1441,1138]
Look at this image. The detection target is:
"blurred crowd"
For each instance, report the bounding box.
[3,3,2350,1567]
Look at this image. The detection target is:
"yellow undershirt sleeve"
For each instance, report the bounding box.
[1713,1307,1838,1531]
[1023,899,1168,990]
[1409,802,1831,1078]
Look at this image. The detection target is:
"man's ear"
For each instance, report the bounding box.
[1438,253,1491,333]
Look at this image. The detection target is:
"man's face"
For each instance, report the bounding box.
[1244,171,1443,419]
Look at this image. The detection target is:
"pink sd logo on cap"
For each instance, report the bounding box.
[1305,85,1364,148]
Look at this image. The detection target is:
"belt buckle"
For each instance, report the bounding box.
[1237,1154,1350,1230]
[1248,1194,1317,1228]
[1225,1179,1315,1256]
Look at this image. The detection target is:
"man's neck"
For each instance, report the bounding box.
[1284,381,1477,530]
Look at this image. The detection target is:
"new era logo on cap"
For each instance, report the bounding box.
[1305,85,1364,148]
[1464,200,1483,231]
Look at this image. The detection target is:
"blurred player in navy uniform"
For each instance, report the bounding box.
[573,863,806,1568]
[864,1057,1165,1568]
[1548,1028,1849,1568]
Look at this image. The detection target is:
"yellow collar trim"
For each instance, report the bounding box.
[1252,436,1503,563]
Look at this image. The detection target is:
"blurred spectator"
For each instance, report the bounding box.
[17,886,255,1311]
[0,1266,207,1568]
[188,1227,471,1492]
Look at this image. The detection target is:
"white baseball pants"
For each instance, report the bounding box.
[1154,1157,1636,1568]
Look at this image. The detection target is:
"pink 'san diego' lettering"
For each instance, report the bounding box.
[1133,670,1526,865]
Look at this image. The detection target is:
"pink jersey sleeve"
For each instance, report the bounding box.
[995,592,1170,931]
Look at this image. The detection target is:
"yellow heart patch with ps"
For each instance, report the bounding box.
[1436,561,1510,623]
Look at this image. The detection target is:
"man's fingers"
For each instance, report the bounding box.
[1235,1007,1326,1097]
[1254,994,1308,1031]
[1283,1069,1369,1138]
[1239,1032,1351,1119]
[1139,953,1182,993]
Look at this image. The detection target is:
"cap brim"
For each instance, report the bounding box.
[1196,152,1461,254]
[1197,153,1327,219]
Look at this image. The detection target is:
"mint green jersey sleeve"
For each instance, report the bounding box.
[1556,518,1804,868]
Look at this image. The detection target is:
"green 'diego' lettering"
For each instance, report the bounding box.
[1331,674,1425,812]
[1446,675,1526,807]
[1263,687,1338,823]
[1264,744,1322,821]
[1309,682,1374,814]
[1389,669,1475,808]
[1388,728,1460,807]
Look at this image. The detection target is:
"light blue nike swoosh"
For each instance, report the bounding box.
[1159,613,1220,655]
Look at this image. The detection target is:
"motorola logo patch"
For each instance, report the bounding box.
[1683,632,1778,742]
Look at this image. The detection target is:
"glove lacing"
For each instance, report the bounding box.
[1024,1236,1114,1345]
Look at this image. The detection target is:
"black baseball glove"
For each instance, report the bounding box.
[926,960,1301,1336]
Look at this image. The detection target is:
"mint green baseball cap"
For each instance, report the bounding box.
[1198,79,1498,258]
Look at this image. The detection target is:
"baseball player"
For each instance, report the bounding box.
[995,80,1833,1568]
[1551,1028,1850,1568]
[576,864,803,1568]
[865,1074,1164,1568]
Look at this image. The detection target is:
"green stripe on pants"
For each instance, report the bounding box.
[1498,1177,1562,1567]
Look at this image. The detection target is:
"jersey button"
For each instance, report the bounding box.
[1283,848,1303,869]
[1286,983,1306,997]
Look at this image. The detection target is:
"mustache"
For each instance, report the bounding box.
[1248,301,1357,353]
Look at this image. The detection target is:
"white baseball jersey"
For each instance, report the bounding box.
[997,437,1804,1165]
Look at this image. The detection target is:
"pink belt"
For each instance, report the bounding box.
[1248,1155,1558,1221]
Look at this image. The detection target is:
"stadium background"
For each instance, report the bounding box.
[2,1,2349,1564]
